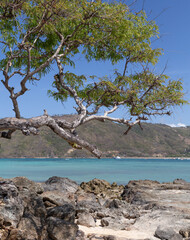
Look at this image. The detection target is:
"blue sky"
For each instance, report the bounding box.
[0,0,190,126]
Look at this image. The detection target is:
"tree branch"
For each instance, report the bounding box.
[55,57,87,128]
[0,115,102,158]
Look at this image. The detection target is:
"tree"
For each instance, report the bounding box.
[0,0,186,158]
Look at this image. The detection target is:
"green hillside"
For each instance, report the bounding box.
[0,116,189,158]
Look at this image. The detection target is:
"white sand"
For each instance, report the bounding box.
[78,225,156,239]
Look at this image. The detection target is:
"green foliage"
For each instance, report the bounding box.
[0,0,186,118]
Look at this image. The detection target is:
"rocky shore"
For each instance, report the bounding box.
[0,176,190,240]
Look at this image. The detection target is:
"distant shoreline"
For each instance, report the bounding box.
[0,156,190,160]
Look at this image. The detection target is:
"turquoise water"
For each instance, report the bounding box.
[0,158,190,184]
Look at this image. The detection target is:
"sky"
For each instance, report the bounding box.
[0,0,190,126]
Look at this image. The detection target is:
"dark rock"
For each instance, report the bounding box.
[18,217,45,240]
[12,176,43,195]
[103,236,117,240]
[43,176,79,193]
[111,182,117,188]
[96,212,105,219]
[8,229,27,240]
[76,230,86,240]
[42,190,75,207]
[121,180,158,204]
[47,204,75,222]
[87,235,117,240]
[179,227,190,237]
[101,218,109,227]
[0,180,24,228]
[104,199,120,208]
[0,176,190,240]
[44,200,56,208]
[23,194,46,218]
[88,235,104,240]
[18,195,47,239]
[76,200,101,214]
[154,226,177,239]
[47,216,78,240]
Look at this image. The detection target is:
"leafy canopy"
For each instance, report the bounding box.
[0,0,186,120]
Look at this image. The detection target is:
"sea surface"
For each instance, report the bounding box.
[0,158,190,184]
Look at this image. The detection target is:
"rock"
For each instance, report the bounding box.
[47,204,76,222]
[80,179,124,199]
[111,182,117,188]
[6,229,26,240]
[43,176,79,193]
[80,178,111,193]
[100,216,132,230]
[104,236,117,240]
[173,179,188,184]
[12,176,43,195]
[76,200,101,214]
[88,235,104,240]
[121,180,160,204]
[25,194,46,217]
[104,199,120,208]
[179,227,190,237]
[46,202,78,240]
[0,229,9,240]
[76,190,97,203]
[0,176,190,240]
[97,212,105,219]
[154,226,178,239]
[0,180,24,228]
[76,230,86,240]
[17,217,40,239]
[77,213,96,227]
[170,234,183,240]
[42,190,75,207]
[47,216,78,240]
[101,218,109,227]
[87,235,117,240]
[18,194,47,239]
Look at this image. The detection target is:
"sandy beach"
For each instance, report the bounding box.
[79,224,157,239]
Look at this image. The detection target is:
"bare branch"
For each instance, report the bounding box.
[123,119,141,135]
[104,105,118,117]
[55,57,87,128]
[27,47,31,74]
[9,70,26,79]
[0,115,102,158]
[82,115,130,126]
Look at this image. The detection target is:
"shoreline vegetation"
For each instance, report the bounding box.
[0,176,190,240]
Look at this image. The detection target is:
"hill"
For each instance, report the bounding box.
[0,115,189,158]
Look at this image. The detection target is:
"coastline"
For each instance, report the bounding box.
[0,156,190,159]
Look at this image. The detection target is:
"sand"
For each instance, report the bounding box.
[78,225,157,239]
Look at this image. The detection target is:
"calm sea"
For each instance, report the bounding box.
[0,158,190,184]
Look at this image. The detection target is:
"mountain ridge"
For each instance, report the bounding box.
[0,115,189,158]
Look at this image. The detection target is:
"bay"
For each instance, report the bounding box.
[0,158,190,184]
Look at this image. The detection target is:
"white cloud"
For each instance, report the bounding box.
[168,123,187,128]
